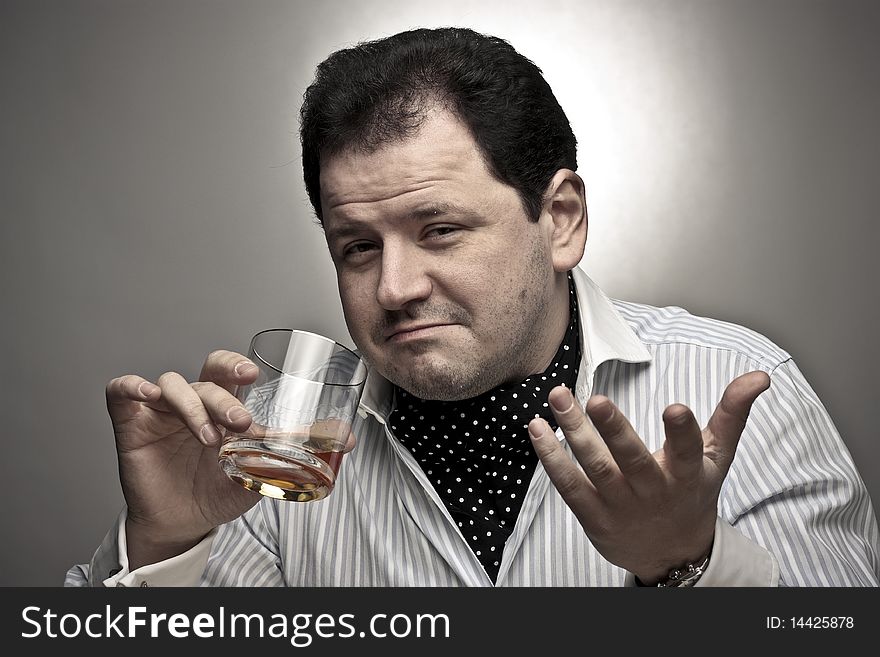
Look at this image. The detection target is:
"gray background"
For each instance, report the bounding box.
[1,0,877,586]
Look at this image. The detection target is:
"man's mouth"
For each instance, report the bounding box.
[383,323,456,342]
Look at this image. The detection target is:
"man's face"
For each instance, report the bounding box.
[320,108,566,401]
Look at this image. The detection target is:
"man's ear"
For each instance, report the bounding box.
[541,169,587,272]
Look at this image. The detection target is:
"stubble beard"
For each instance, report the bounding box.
[365,243,557,402]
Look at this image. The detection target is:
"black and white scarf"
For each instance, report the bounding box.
[390,274,581,582]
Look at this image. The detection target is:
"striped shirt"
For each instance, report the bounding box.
[66,268,880,587]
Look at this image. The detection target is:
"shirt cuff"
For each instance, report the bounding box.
[624,516,780,587]
[89,508,218,587]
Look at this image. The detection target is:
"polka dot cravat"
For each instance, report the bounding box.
[390,274,581,582]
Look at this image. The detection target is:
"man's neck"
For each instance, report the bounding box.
[506,271,572,384]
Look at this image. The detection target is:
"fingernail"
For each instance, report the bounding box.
[671,412,689,426]
[549,388,574,413]
[528,420,544,440]
[138,382,159,398]
[234,361,258,376]
[226,406,249,423]
[200,423,222,446]
[594,402,614,422]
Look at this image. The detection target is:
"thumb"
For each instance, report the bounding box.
[704,371,771,467]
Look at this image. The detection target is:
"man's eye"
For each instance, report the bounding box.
[343,242,377,257]
[426,226,458,239]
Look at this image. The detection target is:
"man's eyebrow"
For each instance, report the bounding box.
[408,202,473,219]
[325,203,476,242]
[325,219,370,243]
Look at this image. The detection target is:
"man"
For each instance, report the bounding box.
[67,27,878,587]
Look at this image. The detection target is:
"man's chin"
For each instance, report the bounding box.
[375,351,493,401]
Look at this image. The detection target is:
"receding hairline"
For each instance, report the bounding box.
[316,90,457,159]
[315,98,531,224]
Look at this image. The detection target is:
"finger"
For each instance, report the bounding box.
[106,374,160,405]
[704,371,771,468]
[661,403,704,481]
[547,387,626,494]
[156,371,224,447]
[581,392,664,493]
[106,374,162,420]
[199,349,259,394]
[528,416,598,513]
[191,381,253,435]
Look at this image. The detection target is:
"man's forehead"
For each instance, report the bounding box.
[318,109,489,206]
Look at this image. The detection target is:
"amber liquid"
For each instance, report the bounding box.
[219,422,349,502]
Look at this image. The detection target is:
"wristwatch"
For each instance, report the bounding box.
[655,552,711,587]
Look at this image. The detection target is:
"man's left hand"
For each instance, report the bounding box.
[528,371,770,584]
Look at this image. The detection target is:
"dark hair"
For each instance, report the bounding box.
[299,27,578,223]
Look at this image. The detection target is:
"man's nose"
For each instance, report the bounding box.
[375,243,432,311]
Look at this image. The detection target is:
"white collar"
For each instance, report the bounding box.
[358,266,652,422]
[568,266,652,403]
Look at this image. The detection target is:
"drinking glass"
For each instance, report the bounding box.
[218,329,367,501]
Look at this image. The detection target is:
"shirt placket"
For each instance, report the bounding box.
[381,421,495,586]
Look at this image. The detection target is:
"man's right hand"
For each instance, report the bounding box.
[105,350,263,571]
